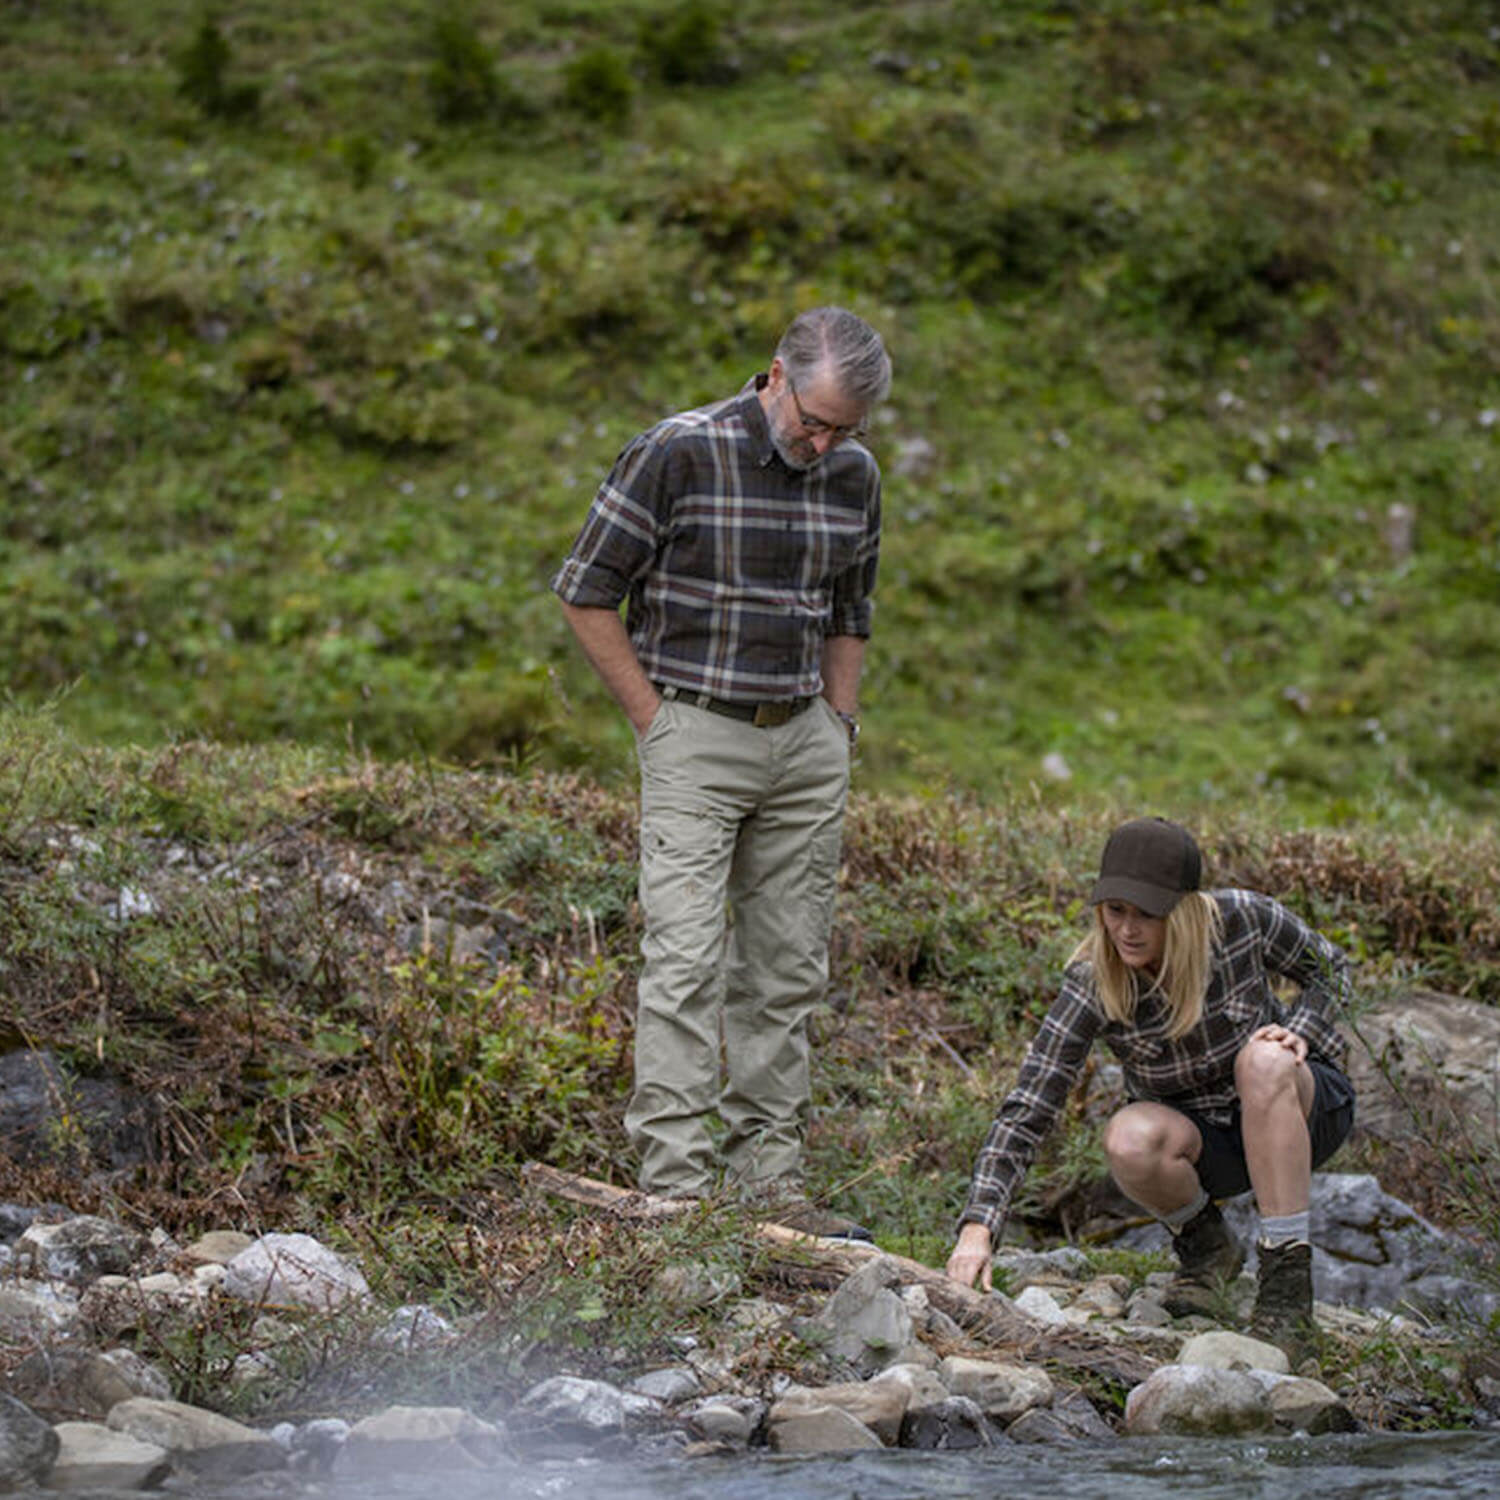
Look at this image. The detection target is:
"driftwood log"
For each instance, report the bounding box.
[522,1163,1159,1387]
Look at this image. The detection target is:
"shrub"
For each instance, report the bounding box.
[639,1,735,87]
[562,46,634,127]
[427,8,499,124]
[174,14,262,122]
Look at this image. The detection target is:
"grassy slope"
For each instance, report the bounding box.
[1,0,1497,829]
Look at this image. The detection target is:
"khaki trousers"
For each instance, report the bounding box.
[624,696,850,1197]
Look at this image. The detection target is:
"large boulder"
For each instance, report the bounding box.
[1343,989,1500,1148]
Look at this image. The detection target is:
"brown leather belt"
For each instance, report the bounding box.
[659,685,815,728]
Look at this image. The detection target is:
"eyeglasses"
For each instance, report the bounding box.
[787,379,868,442]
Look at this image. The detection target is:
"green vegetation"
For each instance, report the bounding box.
[0,0,1496,826]
[3,711,1498,1342]
[3,0,1499,1427]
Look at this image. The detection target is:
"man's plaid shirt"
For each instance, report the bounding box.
[959,889,1354,1234]
[551,376,881,702]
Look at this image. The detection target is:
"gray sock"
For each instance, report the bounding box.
[1160,1187,1209,1233]
[1258,1210,1309,1247]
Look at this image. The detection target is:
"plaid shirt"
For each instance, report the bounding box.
[551,376,881,702]
[959,889,1354,1234]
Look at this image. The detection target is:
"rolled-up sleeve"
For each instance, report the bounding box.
[959,965,1102,1236]
[1253,893,1353,1067]
[551,433,668,608]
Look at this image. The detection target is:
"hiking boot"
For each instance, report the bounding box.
[1251,1239,1315,1365]
[1161,1200,1245,1317]
[761,1198,874,1243]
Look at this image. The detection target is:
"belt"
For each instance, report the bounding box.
[659,684,816,728]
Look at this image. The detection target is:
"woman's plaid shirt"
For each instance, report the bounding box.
[551,377,881,702]
[959,889,1354,1234]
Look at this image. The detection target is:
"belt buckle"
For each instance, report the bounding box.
[753,702,792,728]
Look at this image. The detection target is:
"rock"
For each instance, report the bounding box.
[1014,1285,1070,1325]
[49,1420,171,1490]
[1344,990,1500,1148]
[652,1261,742,1309]
[2,1346,170,1420]
[899,1394,995,1450]
[808,1256,914,1374]
[106,1396,287,1477]
[222,1232,370,1310]
[771,1374,910,1445]
[340,1405,506,1473]
[1245,1370,1359,1434]
[939,1355,1054,1422]
[0,1280,83,1338]
[628,1366,701,1404]
[768,1404,883,1453]
[1310,1174,1497,1322]
[681,1396,762,1445]
[0,1048,152,1171]
[16,1215,146,1281]
[289,1417,350,1471]
[1124,1365,1275,1436]
[180,1230,255,1265]
[0,1392,58,1489]
[513,1376,626,1449]
[375,1303,457,1348]
[1178,1330,1290,1375]
[1006,1391,1117,1444]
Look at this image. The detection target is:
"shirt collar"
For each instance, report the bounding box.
[742,373,777,467]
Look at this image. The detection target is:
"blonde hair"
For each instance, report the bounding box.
[1071,891,1224,1040]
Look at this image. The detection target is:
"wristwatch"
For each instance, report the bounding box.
[835,710,860,747]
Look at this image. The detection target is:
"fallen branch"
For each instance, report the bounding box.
[521,1163,1159,1386]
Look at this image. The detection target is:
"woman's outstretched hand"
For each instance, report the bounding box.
[945,1220,995,1291]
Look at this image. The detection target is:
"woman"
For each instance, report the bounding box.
[945,817,1355,1360]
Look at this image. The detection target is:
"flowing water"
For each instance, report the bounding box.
[188,1430,1500,1500]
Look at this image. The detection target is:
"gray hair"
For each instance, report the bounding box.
[774,306,892,408]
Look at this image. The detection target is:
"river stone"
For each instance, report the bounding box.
[652,1261,742,1309]
[340,1405,505,1473]
[939,1355,1054,1421]
[3,1345,170,1420]
[0,1392,58,1489]
[1124,1365,1275,1436]
[629,1366,701,1404]
[180,1230,256,1265]
[809,1256,913,1374]
[771,1377,910,1445]
[1178,1330,1291,1375]
[223,1232,370,1310]
[1073,1275,1131,1321]
[49,1420,171,1490]
[17,1215,146,1282]
[514,1376,626,1446]
[1013,1285,1070,1325]
[682,1396,762,1445]
[290,1417,350,1471]
[0,1280,82,1338]
[375,1303,457,1348]
[107,1396,287,1477]
[1246,1370,1359,1434]
[899,1394,994,1450]
[768,1404,883,1453]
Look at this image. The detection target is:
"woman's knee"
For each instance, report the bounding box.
[1103,1106,1192,1177]
[1234,1036,1302,1106]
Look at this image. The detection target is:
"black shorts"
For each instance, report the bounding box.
[1180,1058,1356,1200]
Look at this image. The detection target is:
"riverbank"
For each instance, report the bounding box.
[1,718,1498,1485]
[0,1171,1496,1491]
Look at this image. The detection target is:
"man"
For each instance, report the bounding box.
[552,307,891,1239]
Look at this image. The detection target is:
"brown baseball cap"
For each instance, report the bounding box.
[1089,818,1202,917]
